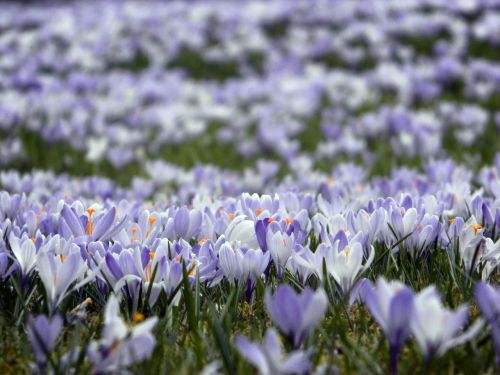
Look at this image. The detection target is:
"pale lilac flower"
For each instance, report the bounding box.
[362,278,414,375]
[265,284,327,347]
[37,248,87,313]
[27,314,63,366]
[475,282,500,365]
[410,286,483,361]
[235,328,311,375]
[87,295,158,374]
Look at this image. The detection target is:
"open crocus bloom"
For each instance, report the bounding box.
[87,295,158,374]
[410,286,483,360]
[36,247,87,313]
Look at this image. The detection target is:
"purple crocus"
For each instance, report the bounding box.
[27,314,63,367]
[475,282,500,365]
[235,328,311,375]
[265,284,327,348]
[361,278,414,375]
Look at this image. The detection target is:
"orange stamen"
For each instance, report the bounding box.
[86,208,95,217]
[133,312,145,323]
[148,217,156,225]
[87,220,93,236]
[198,237,210,245]
[227,213,234,220]
[284,218,293,225]
[470,223,482,235]
[149,251,155,259]
[255,209,263,215]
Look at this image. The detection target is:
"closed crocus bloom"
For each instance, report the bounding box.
[235,328,311,375]
[475,282,500,364]
[265,284,327,348]
[218,242,244,283]
[8,233,37,278]
[224,215,259,249]
[27,314,63,366]
[410,286,483,362]
[267,230,295,277]
[87,295,158,374]
[390,207,418,240]
[362,278,414,375]
[458,216,484,274]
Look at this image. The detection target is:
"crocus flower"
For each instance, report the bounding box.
[218,242,270,300]
[224,215,260,249]
[480,238,500,279]
[267,230,295,278]
[8,233,37,279]
[165,206,202,240]
[37,248,87,313]
[265,284,327,348]
[235,328,311,375]
[362,278,414,375]
[410,286,483,362]
[27,314,63,366]
[475,282,500,365]
[87,295,158,374]
[458,216,484,274]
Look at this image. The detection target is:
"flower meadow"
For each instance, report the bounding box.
[1,1,500,374]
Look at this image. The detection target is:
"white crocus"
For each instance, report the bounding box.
[410,286,483,359]
[9,233,37,277]
[224,215,259,249]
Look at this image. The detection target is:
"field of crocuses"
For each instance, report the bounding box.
[1,0,500,374]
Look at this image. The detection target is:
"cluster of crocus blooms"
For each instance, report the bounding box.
[0,0,500,373]
[0,153,497,372]
[0,0,499,175]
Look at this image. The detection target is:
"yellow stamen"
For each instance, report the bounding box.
[227,213,234,220]
[284,218,293,226]
[448,217,456,223]
[149,251,155,259]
